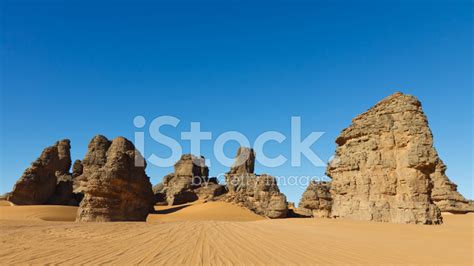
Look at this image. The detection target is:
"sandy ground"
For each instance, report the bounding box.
[0,200,472,265]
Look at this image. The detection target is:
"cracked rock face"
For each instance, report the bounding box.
[75,135,154,222]
[8,140,72,205]
[430,161,473,213]
[223,147,288,219]
[298,181,332,218]
[326,92,444,224]
[153,155,226,205]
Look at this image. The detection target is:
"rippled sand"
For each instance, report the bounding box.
[0,200,472,264]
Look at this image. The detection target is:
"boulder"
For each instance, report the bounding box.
[298,181,332,218]
[8,139,72,205]
[223,147,288,218]
[326,92,443,224]
[75,135,154,222]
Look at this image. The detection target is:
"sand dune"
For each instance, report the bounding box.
[0,203,77,221]
[0,200,13,206]
[0,201,472,264]
[149,201,264,222]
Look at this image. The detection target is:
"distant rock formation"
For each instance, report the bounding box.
[298,181,332,218]
[7,139,73,205]
[223,147,288,218]
[327,92,443,224]
[228,146,256,176]
[153,154,226,205]
[430,161,474,213]
[152,182,167,205]
[72,160,83,178]
[75,135,154,222]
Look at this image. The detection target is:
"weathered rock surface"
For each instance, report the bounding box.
[8,140,72,205]
[152,182,167,205]
[228,147,256,176]
[223,147,288,218]
[75,135,154,222]
[72,160,83,178]
[327,92,445,224]
[298,181,332,218]
[430,161,474,213]
[153,155,226,205]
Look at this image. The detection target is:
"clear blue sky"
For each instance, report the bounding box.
[1,0,472,204]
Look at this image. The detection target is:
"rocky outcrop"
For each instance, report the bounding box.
[7,140,72,205]
[72,160,83,178]
[430,161,473,213]
[327,92,444,224]
[166,155,207,205]
[152,182,167,205]
[223,147,288,218]
[75,135,154,222]
[153,155,226,205]
[228,147,256,176]
[298,181,332,218]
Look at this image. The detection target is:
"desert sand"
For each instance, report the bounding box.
[0,200,472,265]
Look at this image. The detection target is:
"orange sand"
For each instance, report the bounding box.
[0,200,472,264]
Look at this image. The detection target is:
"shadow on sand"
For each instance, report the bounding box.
[154,204,193,214]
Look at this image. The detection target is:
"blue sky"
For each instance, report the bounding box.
[1,0,472,204]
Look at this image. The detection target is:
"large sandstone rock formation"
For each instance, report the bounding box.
[75,135,154,222]
[298,181,332,218]
[327,92,455,224]
[153,154,226,205]
[7,140,73,205]
[223,147,288,218]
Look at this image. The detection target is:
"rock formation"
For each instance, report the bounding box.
[223,147,288,218]
[153,155,226,205]
[72,160,83,178]
[430,161,474,213]
[75,135,154,222]
[326,92,446,224]
[228,146,256,176]
[7,140,73,205]
[298,181,332,218]
[152,182,167,205]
